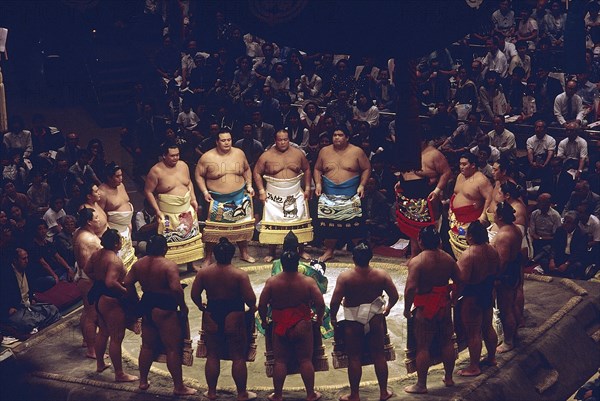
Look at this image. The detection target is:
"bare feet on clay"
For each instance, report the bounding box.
[404,384,427,394]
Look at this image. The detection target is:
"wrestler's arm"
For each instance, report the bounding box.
[313,149,324,196]
[144,167,164,221]
[97,185,107,210]
[123,262,140,303]
[258,279,272,327]
[184,164,198,213]
[478,174,494,222]
[105,256,127,297]
[253,154,267,202]
[83,250,97,279]
[194,158,212,202]
[356,148,372,198]
[309,278,325,325]
[241,153,255,196]
[403,259,419,318]
[240,272,257,313]
[167,260,188,314]
[382,271,399,316]
[428,151,451,201]
[190,270,206,312]
[300,151,312,199]
[456,248,473,283]
[329,274,345,325]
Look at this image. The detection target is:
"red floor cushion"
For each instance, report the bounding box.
[34,281,81,310]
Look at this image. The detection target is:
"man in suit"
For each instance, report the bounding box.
[548,211,588,278]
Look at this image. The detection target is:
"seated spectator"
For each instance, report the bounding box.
[57,132,81,167]
[133,198,158,256]
[325,88,354,130]
[330,58,355,96]
[42,196,66,241]
[180,39,199,88]
[478,71,508,121]
[488,115,516,159]
[563,179,600,219]
[276,94,293,130]
[176,101,200,134]
[533,65,563,123]
[353,92,380,128]
[27,170,51,216]
[258,85,281,127]
[529,193,562,258]
[265,62,291,98]
[548,211,587,278]
[285,111,309,150]
[476,145,494,181]
[492,0,516,37]
[541,0,566,47]
[576,200,600,270]
[587,161,600,195]
[251,110,276,146]
[554,80,584,127]
[1,179,31,216]
[234,123,265,169]
[69,149,101,187]
[3,116,33,161]
[27,219,74,292]
[495,32,518,62]
[30,113,64,158]
[316,53,335,99]
[301,101,325,142]
[253,42,278,83]
[86,139,106,182]
[3,149,28,191]
[0,248,61,338]
[154,35,181,84]
[539,157,576,212]
[54,214,76,267]
[516,7,539,44]
[285,49,304,89]
[451,66,478,118]
[166,88,183,122]
[526,120,556,183]
[471,59,485,88]
[231,55,257,102]
[482,36,508,79]
[428,101,458,140]
[576,72,599,121]
[297,62,324,104]
[211,46,236,83]
[417,58,450,108]
[557,123,588,178]
[354,55,380,96]
[440,111,484,156]
[506,67,527,116]
[47,158,75,200]
[63,183,82,217]
[188,53,215,101]
[471,134,501,163]
[8,204,28,247]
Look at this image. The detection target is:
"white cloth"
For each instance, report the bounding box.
[263,174,308,222]
[580,215,600,242]
[337,296,385,334]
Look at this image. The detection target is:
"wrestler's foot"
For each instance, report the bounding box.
[86,352,109,360]
[203,391,218,400]
[240,255,256,263]
[318,250,334,263]
[115,373,138,382]
[307,391,322,401]
[263,255,274,263]
[404,384,427,394]
[380,387,394,400]
[96,362,111,373]
[457,367,481,377]
[174,386,197,396]
[339,394,360,401]
[480,357,497,367]
[496,342,514,354]
[443,377,455,387]
[139,382,150,391]
[267,393,283,401]
[237,391,257,401]
[300,251,311,260]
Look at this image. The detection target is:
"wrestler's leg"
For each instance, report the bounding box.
[203,315,221,400]
[405,311,433,393]
[439,309,455,387]
[237,241,256,263]
[515,268,525,327]
[368,315,393,400]
[481,306,498,366]
[271,331,289,401]
[299,244,311,261]
[496,285,516,353]
[225,312,255,401]
[100,297,138,382]
[202,243,215,268]
[288,320,320,401]
[77,278,97,358]
[154,309,196,396]
[264,245,277,263]
[340,321,363,401]
[457,298,482,377]
[138,315,159,390]
[94,301,111,372]
[319,239,336,262]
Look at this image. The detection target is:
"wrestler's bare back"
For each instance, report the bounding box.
[453,171,491,210]
[316,144,367,184]
[457,244,499,285]
[193,264,254,302]
[401,146,447,185]
[262,273,321,310]
[129,256,179,295]
[196,148,248,194]
[335,267,397,307]
[260,147,305,179]
[494,225,523,268]
[407,250,458,294]
[99,183,130,213]
[85,248,125,283]
[148,160,192,197]
[73,229,101,271]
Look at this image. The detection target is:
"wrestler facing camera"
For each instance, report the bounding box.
[144,141,198,272]
[191,237,257,401]
[84,229,138,382]
[492,202,523,355]
[403,226,459,394]
[195,129,256,266]
[123,235,196,396]
[258,249,325,401]
[314,127,371,262]
[395,138,451,257]
[329,241,399,401]
[254,129,312,262]
[73,208,102,359]
[456,221,500,377]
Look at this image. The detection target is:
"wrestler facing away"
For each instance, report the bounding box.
[329,242,399,401]
[314,127,371,262]
[258,250,325,401]
[456,221,500,377]
[73,208,102,359]
[191,237,257,401]
[492,202,523,354]
[254,129,312,262]
[144,142,198,272]
[403,227,460,394]
[84,229,138,382]
[195,130,256,266]
[453,153,493,223]
[123,235,196,396]
[79,182,108,236]
[396,139,451,256]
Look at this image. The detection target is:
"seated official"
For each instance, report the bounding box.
[548,212,588,279]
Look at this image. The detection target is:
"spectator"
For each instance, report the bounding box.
[532,0,549,28]
[508,41,531,80]
[539,157,576,212]
[495,32,518,62]
[27,170,51,216]
[188,53,215,101]
[557,123,588,178]
[554,80,584,127]
[285,111,309,149]
[492,0,515,37]
[297,62,324,104]
[69,149,101,187]
[576,72,599,121]
[8,204,28,247]
[476,145,495,181]
[533,65,563,123]
[330,58,355,96]
[482,36,508,79]
[505,67,527,116]
[265,62,291,98]
[47,158,75,199]
[353,92,380,128]
[428,101,458,140]
[529,193,562,258]
[488,115,516,159]
[1,180,31,216]
[285,49,304,89]
[234,123,264,169]
[370,153,397,203]
[516,7,539,44]
[258,85,281,127]
[326,88,354,130]
[440,112,484,156]
[452,66,478,117]
[3,116,33,160]
[301,101,325,142]
[541,0,566,47]
[42,196,66,240]
[253,42,278,83]
[316,53,335,98]
[54,214,76,267]
[231,55,257,102]
[30,113,64,157]
[471,134,500,163]
[526,120,556,183]
[576,200,600,270]
[478,71,508,121]
[3,149,28,191]
[176,101,200,134]
[587,161,600,194]
[563,179,600,219]
[86,139,106,182]
[251,110,276,146]
[155,35,181,83]
[57,132,81,167]
[548,211,587,278]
